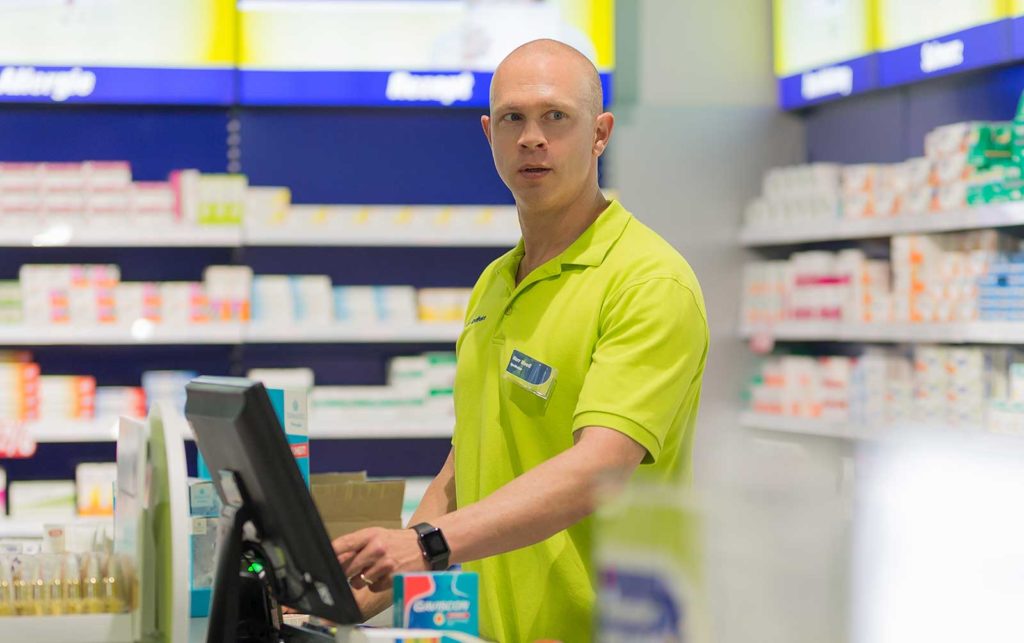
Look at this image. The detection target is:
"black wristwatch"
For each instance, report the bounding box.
[411,522,450,571]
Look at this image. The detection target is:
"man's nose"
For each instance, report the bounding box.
[518,120,547,150]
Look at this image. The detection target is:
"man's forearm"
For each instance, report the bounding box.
[354,450,456,618]
[406,455,457,527]
[433,427,643,565]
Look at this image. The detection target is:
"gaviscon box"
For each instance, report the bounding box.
[393,571,479,636]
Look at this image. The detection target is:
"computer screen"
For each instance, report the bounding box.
[185,375,361,625]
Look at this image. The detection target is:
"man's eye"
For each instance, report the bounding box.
[503,113,523,122]
[549,111,567,120]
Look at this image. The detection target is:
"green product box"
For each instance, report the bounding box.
[1011,90,1024,166]
[968,122,1015,169]
[967,181,1024,206]
[0,281,22,325]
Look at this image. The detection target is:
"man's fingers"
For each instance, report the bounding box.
[336,551,355,568]
[342,537,386,578]
[358,558,397,594]
[332,529,375,556]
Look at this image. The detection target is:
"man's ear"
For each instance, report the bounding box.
[593,112,615,156]
[481,115,493,147]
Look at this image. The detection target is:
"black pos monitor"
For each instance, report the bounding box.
[185,376,362,643]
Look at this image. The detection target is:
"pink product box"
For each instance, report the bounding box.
[83,161,132,190]
[0,162,42,190]
[132,182,177,219]
[86,187,131,218]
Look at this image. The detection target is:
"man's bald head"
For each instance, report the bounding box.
[490,39,603,117]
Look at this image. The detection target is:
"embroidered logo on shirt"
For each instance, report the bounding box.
[467,315,487,326]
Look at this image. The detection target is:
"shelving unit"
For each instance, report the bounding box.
[0,220,519,249]
[740,203,1024,247]
[739,412,881,441]
[0,223,243,248]
[0,517,113,539]
[739,411,1024,443]
[0,614,132,642]
[739,321,1024,345]
[0,322,463,346]
[23,416,454,443]
[0,324,245,346]
[244,323,463,344]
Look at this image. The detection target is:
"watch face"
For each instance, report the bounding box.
[422,530,448,559]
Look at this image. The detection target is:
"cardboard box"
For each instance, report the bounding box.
[310,472,405,540]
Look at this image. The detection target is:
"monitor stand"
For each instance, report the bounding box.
[207,471,342,643]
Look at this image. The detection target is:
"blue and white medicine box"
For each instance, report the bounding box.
[393,571,479,636]
[197,386,309,487]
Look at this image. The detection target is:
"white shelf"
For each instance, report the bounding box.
[739,412,1024,443]
[29,417,120,442]
[0,613,133,642]
[0,223,242,248]
[0,222,516,248]
[310,417,453,440]
[740,321,1024,345]
[739,202,1024,247]
[0,323,245,345]
[244,322,463,344]
[244,227,519,247]
[740,412,882,441]
[22,416,453,443]
[0,323,462,345]
[0,517,113,539]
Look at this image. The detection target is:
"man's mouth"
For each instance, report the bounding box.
[519,166,552,177]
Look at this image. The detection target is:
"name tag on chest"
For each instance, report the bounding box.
[503,350,557,400]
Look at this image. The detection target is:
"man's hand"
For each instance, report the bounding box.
[333,527,429,592]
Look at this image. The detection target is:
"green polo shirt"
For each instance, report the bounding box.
[451,200,708,643]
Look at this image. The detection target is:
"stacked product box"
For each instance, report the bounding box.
[743,163,842,228]
[978,253,1024,321]
[251,276,468,327]
[0,354,39,423]
[744,92,1024,222]
[749,346,1021,431]
[786,252,844,322]
[20,264,120,326]
[0,281,22,326]
[203,265,253,323]
[142,370,197,414]
[14,263,252,329]
[840,162,912,219]
[890,230,1010,323]
[741,261,788,327]
[965,94,1024,205]
[312,352,456,424]
[848,348,913,428]
[743,230,1020,328]
[38,375,96,421]
[334,285,418,326]
[94,386,147,418]
[75,462,116,517]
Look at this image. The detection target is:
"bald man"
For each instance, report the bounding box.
[334,39,708,642]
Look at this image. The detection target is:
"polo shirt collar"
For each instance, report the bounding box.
[497,200,632,290]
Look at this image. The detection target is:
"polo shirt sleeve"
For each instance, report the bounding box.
[572,276,708,464]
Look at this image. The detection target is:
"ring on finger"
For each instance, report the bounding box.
[358,573,374,586]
